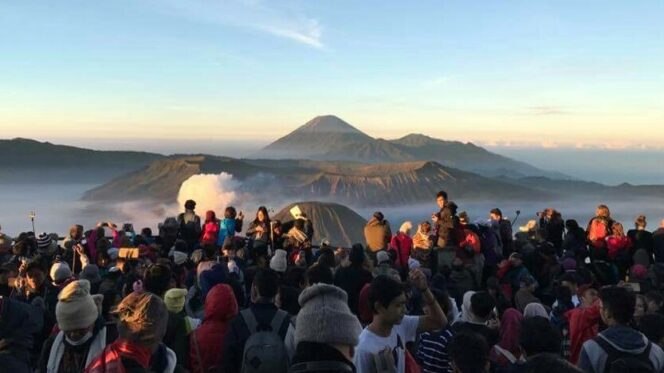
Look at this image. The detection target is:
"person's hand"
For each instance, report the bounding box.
[236,248,246,260]
[238,211,244,220]
[431,213,439,223]
[375,347,396,373]
[255,226,264,233]
[487,314,501,330]
[409,268,428,291]
[74,244,85,256]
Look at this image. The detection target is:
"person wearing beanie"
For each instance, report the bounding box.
[39,279,107,373]
[334,244,373,315]
[50,261,73,286]
[85,292,176,373]
[270,249,288,273]
[189,284,238,373]
[171,251,187,267]
[165,288,201,336]
[290,284,362,373]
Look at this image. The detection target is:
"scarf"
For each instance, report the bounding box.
[84,339,152,373]
[47,328,107,373]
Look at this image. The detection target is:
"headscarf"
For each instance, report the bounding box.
[459,291,480,323]
[498,308,523,353]
[523,303,548,319]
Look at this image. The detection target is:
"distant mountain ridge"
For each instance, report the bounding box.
[255,115,568,179]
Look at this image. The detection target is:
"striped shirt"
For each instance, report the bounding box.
[416,328,455,373]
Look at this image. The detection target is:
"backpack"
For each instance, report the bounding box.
[595,335,655,373]
[240,309,290,373]
[588,219,610,248]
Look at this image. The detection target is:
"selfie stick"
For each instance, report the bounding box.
[511,210,521,229]
[29,211,36,233]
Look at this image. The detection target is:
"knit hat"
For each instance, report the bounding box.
[171,251,187,266]
[376,250,390,265]
[164,288,188,313]
[270,249,288,273]
[408,257,421,271]
[114,292,169,350]
[37,232,52,251]
[199,264,228,301]
[80,264,101,283]
[50,261,72,284]
[56,280,103,331]
[295,284,362,347]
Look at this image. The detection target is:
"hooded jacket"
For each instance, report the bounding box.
[578,325,664,373]
[189,284,238,373]
[200,212,220,246]
[566,301,600,364]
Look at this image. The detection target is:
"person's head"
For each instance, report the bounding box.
[276,286,301,316]
[596,204,611,218]
[431,288,453,319]
[317,247,336,269]
[436,190,448,208]
[163,288,188,314]
[25,261,46,291]
[295,283,363,362]
[638,313,664,348]
[565,219,580,232]
[635,294,648,320]
[560,273,579,295]
[372,211,384,222]
[419,221,432,234]
[251,269,279,302]
[554,285,573,309]
[56,280,103,344]
[471,291,496,321]
[69,224,84,240]
[205,210,217,223]
[140,227,152,238]
[509,252,523,267]
[184,199,196,211]
[635,215,648,230]
[224,206,237,219]
[599,286,635,326]
[349,244,366,267]
[645,291,664,314]
[519,317,562,358]
[255,206,270,224]
[611,222,625,237]
[490,208,503,221]
[114,292,169,352]
[523,353,582,373]
[449,332,490,373]
[399,221,413,235]
[305,263,334,286]
[368,275,407,325]
[269,249,288,273]
[579,285,599,307]
[143,263,172,297]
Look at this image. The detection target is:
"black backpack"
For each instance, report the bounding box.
[595,336,655,373]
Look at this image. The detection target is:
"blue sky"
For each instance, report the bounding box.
[1,0,663,149]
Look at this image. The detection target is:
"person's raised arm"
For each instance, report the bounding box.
[410,268,447,334]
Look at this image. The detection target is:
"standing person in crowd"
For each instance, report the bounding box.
[579,286,664,373]
[562,220,588,262]
[0,295,44,373]
[217,207,244,248]
[39,280,107,373]
[354,270,447,373]
[189,284,238,373]
[290,284,363,373]
[334,244,373,315]
[539,208,565,252]
[416,288,456,373]
[223,269,293,373]
[177,200,202,252]
[85,292,175,373]
[432,191,457,249]
[490,208,514,257]
[653,220,664,263]
[364,212,392,255]
[606,222,632,278]
[391,222,413,274]
[247,206,272,244]
[412,221,434,269]
[200,210,220,246]
[453,291,500,347]
[628,215,655,258]
[586,205,614,255]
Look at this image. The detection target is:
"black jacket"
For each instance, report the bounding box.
[291,342,355,373]
[334,265,373,315]
[0,297,44,373]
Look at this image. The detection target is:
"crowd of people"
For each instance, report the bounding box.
[2,192,664,373]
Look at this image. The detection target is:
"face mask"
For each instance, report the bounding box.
[65,331,94,346]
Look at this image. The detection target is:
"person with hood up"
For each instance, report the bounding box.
[39,279,107,373]
[290,283,363,373]
[390,221,413,273]
[364,212,392,255]
[85,292,175,373]
[0,295,44,373]
[490,308,525,372]
[566,285,600,365]
[189,284,238,373]
[579,286,664,373]
[200,211,220,247]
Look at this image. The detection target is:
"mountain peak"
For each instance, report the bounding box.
[297,115,368,136]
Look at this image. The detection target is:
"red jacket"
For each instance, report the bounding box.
[189,284,238,372]
[606,236,632,260]
[565,301,600,364]
[390,233,413,269]
[201,212,220,246]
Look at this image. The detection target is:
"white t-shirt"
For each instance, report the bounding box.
[354,315,420,373]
